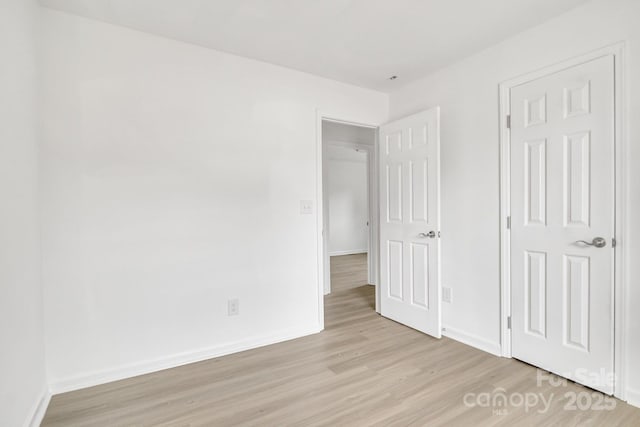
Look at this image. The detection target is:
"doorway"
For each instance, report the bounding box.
[317,108,441,337]
[321,120,377,297]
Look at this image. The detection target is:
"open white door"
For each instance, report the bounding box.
[379,108,441,337]
[510,55,615,394]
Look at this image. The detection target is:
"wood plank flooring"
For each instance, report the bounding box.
[330,253,369,292]
[42,256,640,426]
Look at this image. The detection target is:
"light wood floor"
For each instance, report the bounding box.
[42,256,640,426]
[330,253,370,292]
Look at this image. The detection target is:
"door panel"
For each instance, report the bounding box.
[564,131,591,227]
[379,108,440,337]
[510,55,614,394]
[410,160,429,223]
[564,254,590,351]
[410,242,430,309]
[525,250,547,338]
[386,163,403,222]
[524,138,547,226]
[388,240,403,300]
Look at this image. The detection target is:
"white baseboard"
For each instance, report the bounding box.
[49,324,322,394]
[329,249,368,256]
[442,325,502,357]
[626,387,640,408]
[26,387,51,427]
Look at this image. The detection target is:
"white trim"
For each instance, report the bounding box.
[329,249,368,256]
[325,139,374,150]
[317,111,380,307]
[435,107,442,326]
[614,41,629,403]
[26,387,51,427]
[49,324,321,394]
[316,112,327,322]
[321,125,330,298]
[442,326,502,357]
[372,129,381,313]
[626,388,640,409]
[499,43,627,399]
[499,78,512,358]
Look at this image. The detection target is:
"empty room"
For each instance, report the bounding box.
[2,0,640,425]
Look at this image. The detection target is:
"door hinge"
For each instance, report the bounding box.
[612,237,617,248]
[506,115,511,129]
[506,216,511,230]
[507,316,512,330]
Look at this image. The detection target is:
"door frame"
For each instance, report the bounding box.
[499,43,628,398]
[316,111,381,331]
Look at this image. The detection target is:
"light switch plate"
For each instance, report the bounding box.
[300,200,313,214]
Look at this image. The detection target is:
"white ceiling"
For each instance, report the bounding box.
[39,0,590,92]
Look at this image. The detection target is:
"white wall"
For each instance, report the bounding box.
[389,0,640,404]
[323,121,377,146]
[327,146,368,256]
[0,0,49,425]
[40,9,388,392]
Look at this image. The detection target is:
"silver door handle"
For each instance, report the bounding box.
[418,231,436,238]
[575,237,607,248]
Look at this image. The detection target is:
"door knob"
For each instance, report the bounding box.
[418,231,436,238]
[575,237,607,248]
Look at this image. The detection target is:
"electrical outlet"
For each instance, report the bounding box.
[228,298,239,316]
[442,287,452,303]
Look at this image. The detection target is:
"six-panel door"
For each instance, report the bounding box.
[510,56,615,394]
[379,108,441,337]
